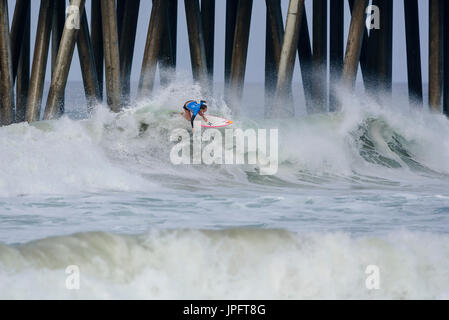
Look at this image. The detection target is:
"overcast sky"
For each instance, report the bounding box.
[8,0,430,84]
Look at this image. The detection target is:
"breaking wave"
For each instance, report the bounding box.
[1,82,449,196]
[1,229,449,299]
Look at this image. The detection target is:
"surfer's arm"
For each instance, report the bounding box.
[199,111,208,123]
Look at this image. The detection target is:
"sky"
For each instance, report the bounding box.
[7,0,430,84]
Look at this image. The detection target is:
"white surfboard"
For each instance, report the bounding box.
[196,115,233,128]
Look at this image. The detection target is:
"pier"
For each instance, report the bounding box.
[0,0,448,125]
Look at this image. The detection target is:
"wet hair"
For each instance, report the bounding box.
[200,100,208,109]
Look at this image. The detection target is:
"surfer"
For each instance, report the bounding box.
[182,100,209,129]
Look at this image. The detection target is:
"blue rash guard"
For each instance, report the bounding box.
[184,101,204,127]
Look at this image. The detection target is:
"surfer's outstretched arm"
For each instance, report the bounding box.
[198,110,208,123]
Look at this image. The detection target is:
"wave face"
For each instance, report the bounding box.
[1,83,449,197]
[1,229,449,299]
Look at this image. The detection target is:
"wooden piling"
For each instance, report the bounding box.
[44,0,86,120]
[101,0,122,112]
[341,0,368,90]
[26,0,54,123]
[10,0,30,83]
[274,0,305,116]
[0,0,15,125]
[77,9,101,113]
[118,0,140,103]
[404,0,423,105]
[160,0,178,86]
[184,0,208,87]
[225,0,238,86]
[329,0,344,111]
[229,0,253,102]
[138,0,166,98]
[429,0,443,112]
[16,4,30,123]
[91,0,104,100]
[312,0,328,112]
[52,0,66,114]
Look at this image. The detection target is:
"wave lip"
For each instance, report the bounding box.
[1,229,449,299]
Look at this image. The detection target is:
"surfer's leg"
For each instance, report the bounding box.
[183,109,192,122]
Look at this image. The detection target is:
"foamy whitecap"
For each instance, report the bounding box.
[1,229,449,299]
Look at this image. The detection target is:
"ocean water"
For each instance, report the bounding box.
[1,81,449,299]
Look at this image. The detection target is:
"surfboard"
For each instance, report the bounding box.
[196,115,233,128]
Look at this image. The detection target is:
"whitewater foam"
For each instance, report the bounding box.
[1,229,449,299]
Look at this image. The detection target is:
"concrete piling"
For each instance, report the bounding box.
[44,0,86,120]
[25,0,54,123]
[77,9,101,113]
[138,0,166,98]
[229,0,253,104]
[0,0,15,125]
[274,0,305,116]
[342,0,369,91]
[101,0,122,112]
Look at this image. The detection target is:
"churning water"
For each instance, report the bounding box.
[1,81,449,299]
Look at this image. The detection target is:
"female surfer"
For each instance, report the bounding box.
[182,100,209,130]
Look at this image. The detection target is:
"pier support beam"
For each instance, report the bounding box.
[185,0,208,87]
[341,0,368,91]
[366,0,392,96]
[91,0,104,100]
[297,7,313,114]
[77,9,101,112]
[0,0,15,125]
[10,0,31,83]
[329,0,344,111]
[160,0,178,86]
[429,0,443,112]
[265,0,284,116]
[225,0,238,87]
[52,0,66,114]
[404,0,423,105]
[44,0,86,120]
[348,0,371,87]
[202,0,215,79]
[101,0,121,112]
[274,0,305,116]
[118,0,140,104]
[229,0,253,105]
[138,0,166,99]
[26,0,54,123]
[444,0,449,116]
[16,4,30,123]
[201,0,215,85]
[312,0,328,112]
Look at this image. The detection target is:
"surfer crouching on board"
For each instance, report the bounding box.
[182,100,208,130]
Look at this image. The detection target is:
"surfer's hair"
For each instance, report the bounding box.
[200,101,208,109]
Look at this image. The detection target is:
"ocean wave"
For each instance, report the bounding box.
[1,229,449,299]
[1,83,449,196]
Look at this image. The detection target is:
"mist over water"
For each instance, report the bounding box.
[1,81,449,299]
